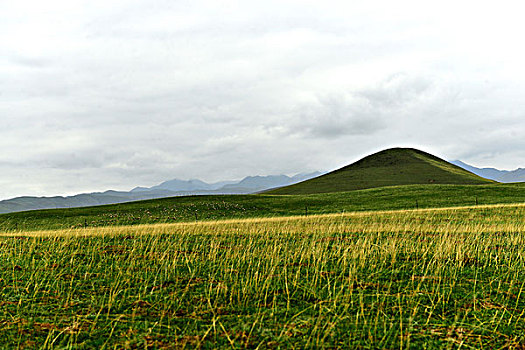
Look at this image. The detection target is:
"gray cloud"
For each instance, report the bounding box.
[287,94,386,138]
[0,0,525,199]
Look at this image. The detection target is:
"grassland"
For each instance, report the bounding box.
[1,203,525,348]
[267,148,493,195]
[0,183,524,232]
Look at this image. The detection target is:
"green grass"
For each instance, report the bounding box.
[0,183,523,232]
[267,148,493,194]
[1,204,524,348]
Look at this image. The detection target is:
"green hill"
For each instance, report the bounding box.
[267,148,494,195]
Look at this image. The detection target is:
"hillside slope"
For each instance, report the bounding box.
[267,148,494,195]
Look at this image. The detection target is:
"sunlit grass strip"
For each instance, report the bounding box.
[2,202,524,238]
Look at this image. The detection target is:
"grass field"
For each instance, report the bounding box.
[1,203,525,348]
[1,183,524,232]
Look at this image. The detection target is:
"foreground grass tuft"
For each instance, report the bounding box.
[1,204,525,348]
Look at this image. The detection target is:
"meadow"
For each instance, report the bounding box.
[1,183,524,232]
[1,203,525,348]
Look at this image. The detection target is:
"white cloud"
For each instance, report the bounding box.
[0,0,524,199]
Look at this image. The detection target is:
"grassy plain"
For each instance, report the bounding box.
[0,183,524,232]
[1,203,525,348]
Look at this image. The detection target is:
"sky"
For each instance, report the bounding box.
[1,0,525,200]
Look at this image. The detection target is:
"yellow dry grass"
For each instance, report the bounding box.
[2,202,523,238]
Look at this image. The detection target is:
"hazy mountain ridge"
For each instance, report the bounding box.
[2,154,522,214]
[451,160,525,183]
[149,178,229,192]
[0,172,322,214]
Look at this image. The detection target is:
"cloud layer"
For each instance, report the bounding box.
[1,0,525,199]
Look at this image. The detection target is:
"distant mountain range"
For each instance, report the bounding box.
[0,172,322,214]
[1,154,523,215]
[451,161,525,183]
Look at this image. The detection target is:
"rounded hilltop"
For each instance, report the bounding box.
[266,147,494,195]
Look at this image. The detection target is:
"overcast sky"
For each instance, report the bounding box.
[1,0,525,199]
